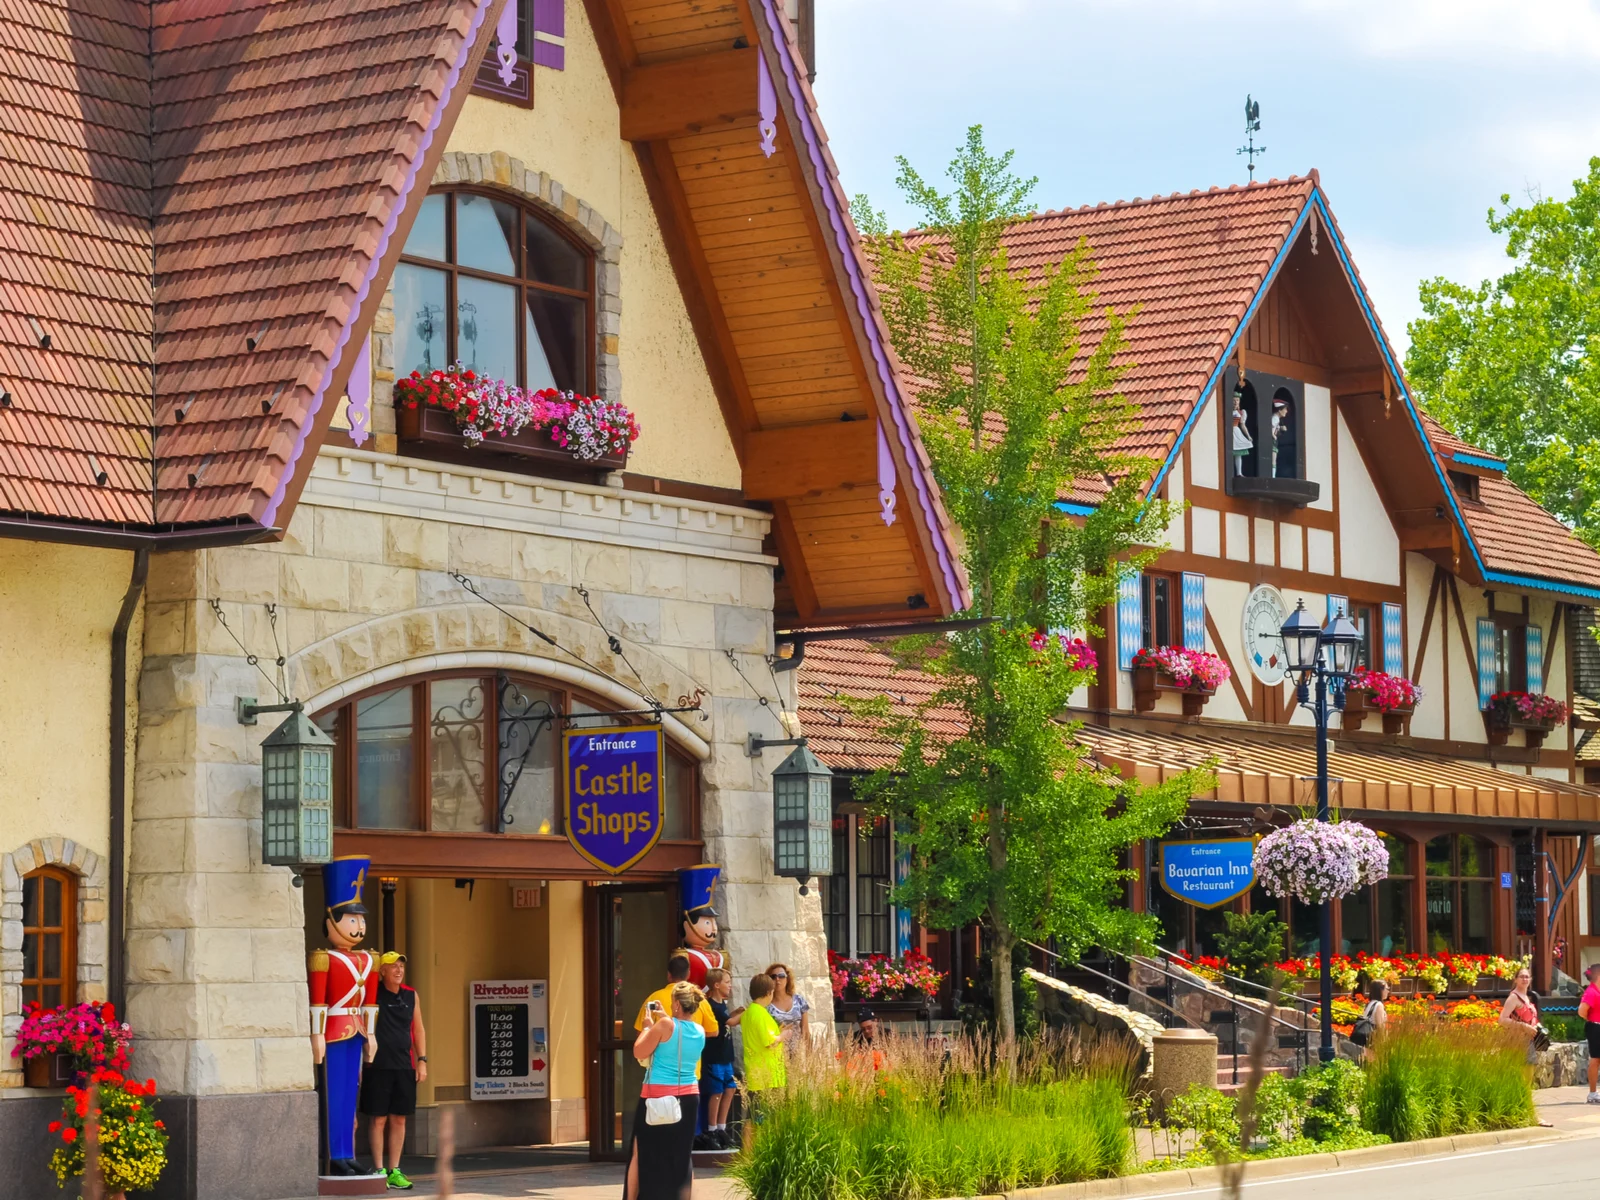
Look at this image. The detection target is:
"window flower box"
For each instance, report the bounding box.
[1342,668,1422,736]
[1130,647,1231,717]
[1484,691,1569,749]
[394,367,637,474]
[827,949,944,1004]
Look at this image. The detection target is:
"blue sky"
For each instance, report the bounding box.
[813,0,1600,352]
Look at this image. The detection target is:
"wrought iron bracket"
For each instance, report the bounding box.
[747,733,806,758]
[237,696,303,725]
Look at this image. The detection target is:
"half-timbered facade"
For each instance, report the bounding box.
[800,173,1600,1010]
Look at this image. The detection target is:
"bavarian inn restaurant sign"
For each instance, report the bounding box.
[563,724,665,874]
[1159,839,1256,909]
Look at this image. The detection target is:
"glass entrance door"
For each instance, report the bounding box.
[590,884,675,1160]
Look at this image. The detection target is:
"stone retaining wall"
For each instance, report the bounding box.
[1029,968,1163,1081]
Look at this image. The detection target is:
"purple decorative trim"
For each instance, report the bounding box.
[877,421,896,526]
[752,1,964,607]
[263,0,496,529]
[533,0,565,70]
[757,50,777,158]
[495,0,518,85]
[346,335,372,447]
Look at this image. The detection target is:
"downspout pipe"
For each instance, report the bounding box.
[108,548,149,1018]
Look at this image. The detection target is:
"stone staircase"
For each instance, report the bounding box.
[1214,1054,1292,1097]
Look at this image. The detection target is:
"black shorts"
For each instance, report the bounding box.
[360,1067,417,1117]
[1586,1021,1600,1058]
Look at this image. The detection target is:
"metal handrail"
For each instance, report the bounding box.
[1080,945,1313,1077]
[1148,945,1319,1017]
[1031,952,1201,1030]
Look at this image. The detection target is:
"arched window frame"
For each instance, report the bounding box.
[394,186,597,396]
[313,669,699,841]
[21,866,76,1011]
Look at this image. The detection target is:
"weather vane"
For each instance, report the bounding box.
[1237,94,1265,181]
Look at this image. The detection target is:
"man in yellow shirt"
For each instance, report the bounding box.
[634,954,717,1080]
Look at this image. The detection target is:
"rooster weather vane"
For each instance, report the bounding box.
[1237,94,1266,181]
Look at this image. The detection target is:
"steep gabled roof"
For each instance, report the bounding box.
[899,177,1315,497]
[0,0,501,542]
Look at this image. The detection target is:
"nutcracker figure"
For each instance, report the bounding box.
[308,856,380,1176]
[677,864,724,987]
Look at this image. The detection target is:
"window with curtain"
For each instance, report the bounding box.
[1425,834,1494,953]
[22,868,75,1009]
[317,672,696,839]
[394,190,594,395]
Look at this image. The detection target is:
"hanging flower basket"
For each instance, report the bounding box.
[395,365,639,471]
[1342,668,1422,735]
[1131,647,1231,717]
[1253,818,1389,905]
[1484,691,1569,749]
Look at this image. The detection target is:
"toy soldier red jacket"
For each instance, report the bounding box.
[309,947,379,1042]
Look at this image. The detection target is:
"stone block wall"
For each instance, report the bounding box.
[127,445,834,1112]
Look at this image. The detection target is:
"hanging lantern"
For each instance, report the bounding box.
[771,743,834,893]
[260,710,336,867]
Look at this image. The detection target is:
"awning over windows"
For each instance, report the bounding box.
[1072,718,1600,826]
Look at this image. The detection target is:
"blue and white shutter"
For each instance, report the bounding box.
[1325,593,1348,622]
[532,0,565,69]
[1117,571,1142,669]
[1181,573,1207,650]
[1382,603,1403,674]
[892,831,912,956]
[1476,617,1497,708]
[1526,624,1544,695]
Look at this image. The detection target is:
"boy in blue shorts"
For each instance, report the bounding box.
[697,968,743,1149]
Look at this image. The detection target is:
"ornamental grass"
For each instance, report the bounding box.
[1361,1019,1536,1141]
[727,1031,1136,1200]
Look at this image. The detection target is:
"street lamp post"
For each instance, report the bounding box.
[1277,600,1362,1062]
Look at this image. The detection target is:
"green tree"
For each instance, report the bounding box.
[1211,910,1288,987]
[851,127,1206,1042]
[1407,158,1600,543]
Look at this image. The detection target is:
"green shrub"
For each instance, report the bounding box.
[1165,1083,1239,1160]
[1291,1058,1364,1142]
[1361,1020,1536,1141]
[1542,1012,1585,1043]
[728,1032,1135,1200]
[1213,910,1290,986]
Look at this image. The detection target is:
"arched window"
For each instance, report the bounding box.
[22,867,75,1009]
[393,190,594,394]
[314,672,697,839]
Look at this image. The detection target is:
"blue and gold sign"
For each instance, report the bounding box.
[1158,840,1256,909]
[563,724,665,874]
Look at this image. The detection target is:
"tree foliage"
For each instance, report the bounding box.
[1407,158,1600,543]
[849,127,1205,1041]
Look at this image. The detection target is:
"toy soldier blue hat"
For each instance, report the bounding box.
[678,864,720,918]
[323,856,370,916]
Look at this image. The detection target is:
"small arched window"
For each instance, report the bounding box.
[22,867,75,1009]
[393,189,594,394]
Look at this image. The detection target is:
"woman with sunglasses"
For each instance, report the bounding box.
[764,962,810,1052]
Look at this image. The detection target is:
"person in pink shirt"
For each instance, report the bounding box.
[1580,963,1600,1104]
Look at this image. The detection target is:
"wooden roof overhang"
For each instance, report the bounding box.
[582,0,968,625]
[1073,716,1600,829]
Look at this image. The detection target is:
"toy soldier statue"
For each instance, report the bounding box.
[309,856,380,1177]
[678,864,724,988]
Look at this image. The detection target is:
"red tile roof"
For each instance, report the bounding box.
[1418,413,1600,593]
[797,638,967,772]
[0,0,499,538]
[897,176,1316,496]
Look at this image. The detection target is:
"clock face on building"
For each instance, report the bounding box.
[1241,585,1291,685]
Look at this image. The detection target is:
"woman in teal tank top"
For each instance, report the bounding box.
[626,982,707,1199]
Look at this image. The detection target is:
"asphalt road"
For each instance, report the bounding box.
[1135,1136,1599,1199]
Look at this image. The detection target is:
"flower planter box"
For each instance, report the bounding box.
[1131,667,1215,717]
[835,998,933,1022]
[397,403,629,475]
[23,1052,72,1089]
[1483,710,1558,749]
[1342,689,1413,735]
